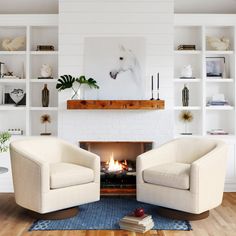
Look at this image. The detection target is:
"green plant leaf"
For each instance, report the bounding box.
[56,75,75,91]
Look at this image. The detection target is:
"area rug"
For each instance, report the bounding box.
[29,197,192,231]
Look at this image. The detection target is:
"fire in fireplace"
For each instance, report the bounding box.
[80,141,152,194]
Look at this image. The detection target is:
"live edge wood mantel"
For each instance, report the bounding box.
[67,100,165,110]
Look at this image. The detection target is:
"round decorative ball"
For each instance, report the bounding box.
[134,208,145,217]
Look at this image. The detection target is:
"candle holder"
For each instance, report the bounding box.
[150,75,154,100]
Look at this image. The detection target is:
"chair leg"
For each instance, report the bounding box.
[157,207,209,221]
[26,207,79,220]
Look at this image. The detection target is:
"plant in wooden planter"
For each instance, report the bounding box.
[56,75,99,100]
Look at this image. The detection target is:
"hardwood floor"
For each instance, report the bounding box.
[0,193,236,236]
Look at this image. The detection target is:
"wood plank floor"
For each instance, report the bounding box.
[0,193,236,236]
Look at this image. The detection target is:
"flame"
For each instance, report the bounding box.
[107,152,123,172]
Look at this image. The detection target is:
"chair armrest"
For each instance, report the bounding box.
[136,140,176,183]
[10,147,50,211]
[190,143,228,210]
[61,141,100,183]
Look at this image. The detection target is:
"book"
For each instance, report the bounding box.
[119,220,154,233]
[120,214,152,224]
[119,214,154,233]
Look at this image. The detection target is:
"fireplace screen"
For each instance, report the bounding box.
[80,141,152,191]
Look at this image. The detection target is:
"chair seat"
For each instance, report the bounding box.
[143,162,190,190]
[50,162,94,189]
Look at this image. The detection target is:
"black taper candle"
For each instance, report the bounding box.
[157,73,159,90]
[151,75,153,90]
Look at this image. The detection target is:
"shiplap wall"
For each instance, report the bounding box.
[58,0,174,145]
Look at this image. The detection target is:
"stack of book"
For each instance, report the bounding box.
[119,214,154,233]
[177,44,196,50]
[207,94,230,106]
[207,129,229,135]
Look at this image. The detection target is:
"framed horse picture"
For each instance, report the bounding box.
[84,37,146,100]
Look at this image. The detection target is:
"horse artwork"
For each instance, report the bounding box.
[109,45,142,86]
[84,37,146,100]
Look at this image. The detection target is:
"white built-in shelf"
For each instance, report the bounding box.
[174,50,202,55]
[0,79,26,83]
[206,106,234,110]
[30,51,58,55]
[29,107,58,111]
[0,51,26,55]
[206,78,234,83]
[174,78,201,83]
[174,106,201,111]
[0,105,26,111]
[30,79,57,83]
[205,50,234,55]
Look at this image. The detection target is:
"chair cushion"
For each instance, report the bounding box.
[50,162,94,189]
[143,162,190,190]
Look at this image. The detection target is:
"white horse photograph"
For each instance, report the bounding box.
[84,37,145,100]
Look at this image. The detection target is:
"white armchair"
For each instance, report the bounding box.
[137,138,228,218]
[10,137,100,215]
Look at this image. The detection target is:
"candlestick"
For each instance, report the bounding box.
[157,73,160,100]
[150,75,154,100]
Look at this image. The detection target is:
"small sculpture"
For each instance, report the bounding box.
[182,84,189,106]
[40,114,51,136]
[9,88,25,106]
[2,36,25,51]
[40,64,53,78]
[181,65,193,78]
[206,36,230,51]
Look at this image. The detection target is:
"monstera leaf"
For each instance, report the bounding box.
[76,75,99,89]
[56,75,76,91]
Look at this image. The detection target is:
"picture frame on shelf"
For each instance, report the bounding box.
[206,57,226,78]
[3,85,26,106]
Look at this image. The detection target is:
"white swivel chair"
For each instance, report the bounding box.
[10,137,100,218]
[137,138,228,220]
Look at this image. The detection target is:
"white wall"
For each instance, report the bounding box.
[0,0,235,14]
[58,0,174,146]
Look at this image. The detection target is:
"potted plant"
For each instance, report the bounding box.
[0,131,11,174]
[56,75,99,99]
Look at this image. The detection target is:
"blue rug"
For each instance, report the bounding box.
[29,197,192,231]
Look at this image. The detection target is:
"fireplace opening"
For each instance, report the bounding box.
[80,141,152,195]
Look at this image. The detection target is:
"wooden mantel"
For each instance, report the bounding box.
[67,100,165,110]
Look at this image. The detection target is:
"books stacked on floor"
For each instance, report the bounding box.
[206,94,230,106]
[119,214,154,233]
[177,44,196,50]
[207,129,229,135]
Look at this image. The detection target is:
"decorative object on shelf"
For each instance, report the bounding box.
[179,111,193,135]
[0,85,3,104]
[177,45,196,50]
[2,36,25,51]
[207,129,228,135]
[182,84,189,106]
[0,62,7,78]
[8,88,25,106]
[206,57,226,78]
[40,114,51,136]
[7,128,23,135]
[56,75,99,100]
[0,131,11,174]
[180,65,195,79]
[206,36,230,51]
[150,75,154,100]
[38,64,53,79]
[42,84,49,107]
[206,94,229,107]
[21,62,25,79]
[36,45,55,51]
